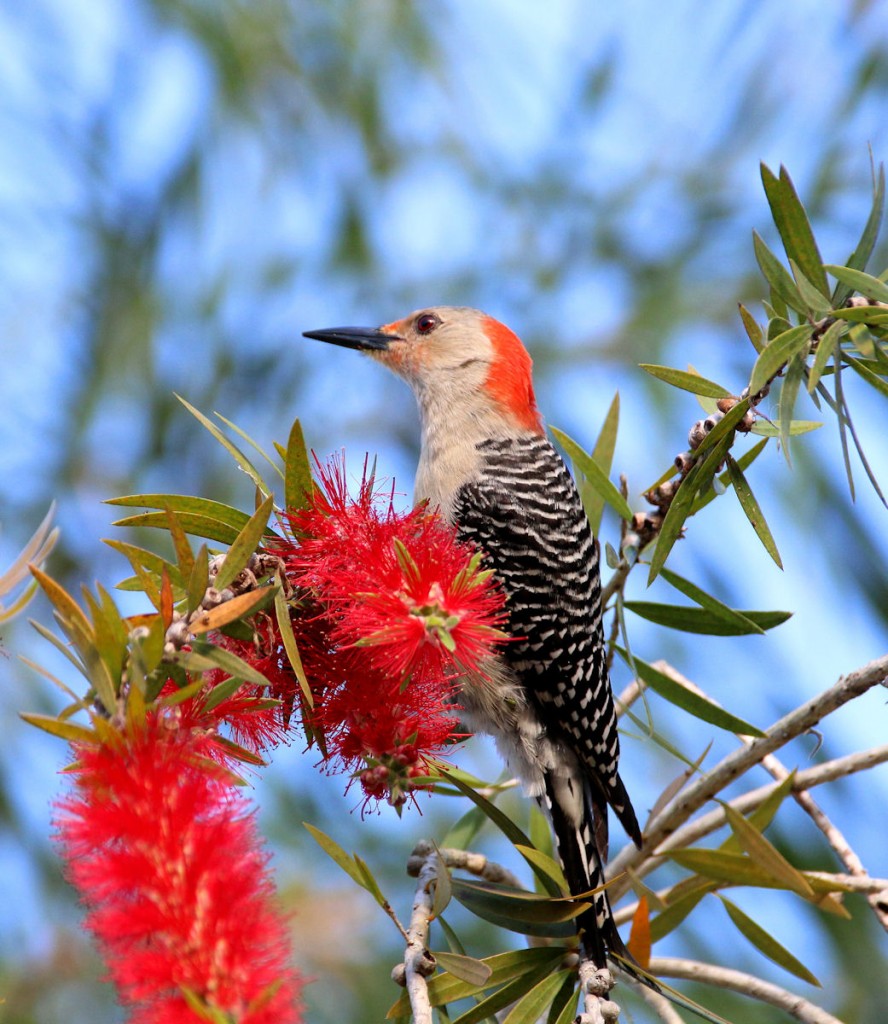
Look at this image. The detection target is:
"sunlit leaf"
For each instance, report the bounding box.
[624,602,789,636]
[738,304,765,353]
[638,365,731,399]
[303,822,369,890]
[284,417,314,512]
[823,264,888,304]
[20,712,98,745]
[720,896,820,985]
[761,164,829,296]
[501,971,573,1024]
[722,803,813,897]
[213,493,275,591]
[627,894,652,967]
[176,394,272,495]
[749,324,812,396]
[434,953,493,988]
[753,231,807,314]
[660,568,766,634]
[726,455,783,568]
[550,427,632,522]
[450,954,569,1024]
[748,420,822,437]
[617,650,764,736]
[789,260,830,316]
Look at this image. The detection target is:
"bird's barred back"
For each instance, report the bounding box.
[453,435,624,800]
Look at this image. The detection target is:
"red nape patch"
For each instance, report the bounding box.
[481,316,543,432]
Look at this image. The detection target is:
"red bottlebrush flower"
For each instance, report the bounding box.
[261,453,507,810]
[55,717,302,1024]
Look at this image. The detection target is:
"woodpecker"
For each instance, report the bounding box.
[303,306,642,971]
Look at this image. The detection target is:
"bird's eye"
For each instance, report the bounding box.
[416,313,439,335]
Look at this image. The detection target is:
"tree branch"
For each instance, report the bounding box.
[650,957,845,1024]
[608,654,888,897]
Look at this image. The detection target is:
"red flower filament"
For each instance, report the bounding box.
[55,718,302,1024]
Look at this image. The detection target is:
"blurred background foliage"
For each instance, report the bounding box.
[1,1,887,1022]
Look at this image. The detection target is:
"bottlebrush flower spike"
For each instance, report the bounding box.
[55,716,302,1024]
[267,453,508,809]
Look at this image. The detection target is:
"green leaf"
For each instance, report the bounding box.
[303,823,370,890]
[386,949,566,1019]
[670,849,784,888]
[738,304,765,353]
[434,953,493,988]
[106,493,259,531]
[726,455,783,568]
[514,845,567,894]
[617,650,765,737]
[660,568,765,634]
[214,410,284,482]
[761,164,829,296]
[111,511,247,547]
[843,352,888,400]
[752,231,807,314]
[638,365,731,399]
[722,772,797,856]
[789,260,831,316]
[274,585,312,708]
[185,640,274,687]
[450,954,569,1024]
[624,602,790,636]
[20,712,97,745]
[502,972,574,1024]
[176,394,272,495]
[213,493,275,591]
[829,305,888,325]
[650,883,713,941]
[186,545,210,615]
[573,392,620,535]
[550,427,632,522]
[836,160,885,302]
[440,769,562,897]
[284,418,314,512]
[722,803,814,898]
[778,350,808,464]
[749,324,812,396]
[748,420,822,437]
[353,854,391,909]
[692,437,769,515]
[441,805,488,851]
[720,896,820,985]
[823,264,888,305]
[450,878,586,929]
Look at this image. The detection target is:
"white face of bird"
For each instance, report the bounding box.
[303,305,542,433]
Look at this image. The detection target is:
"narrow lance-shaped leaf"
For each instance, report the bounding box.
[638,365,731,399]
[749,324,812,396]
[761,164,829,296]
[176,394,272,495]
[623,603,790,636]
[441,769,563,897]
[789,259,831,316]
[843,352,888,401]
[213,493,275,592]
[274,584,312,708]
[660,567,764,634]
[725,455,783,568]
[753,231,807,315]
[778,349,809,465]
[449,956,570,1024]
[575,392,620,535]
[834,159,885,303]
[550,427,632,522]
[500,971,574,1024]
[824,264,888,305]
[722,803,814,897]
[433,953,492,988]
[616,649,765,737]
[214,410,284,482]
[719,896,820,986]
[284,417,314,512]
[738,304,765,353]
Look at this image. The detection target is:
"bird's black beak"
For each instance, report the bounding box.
[302,326,395,351]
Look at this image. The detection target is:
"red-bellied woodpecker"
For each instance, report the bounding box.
[303,306,642,972]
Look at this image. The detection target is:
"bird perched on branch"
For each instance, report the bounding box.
[303,306,642,973]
